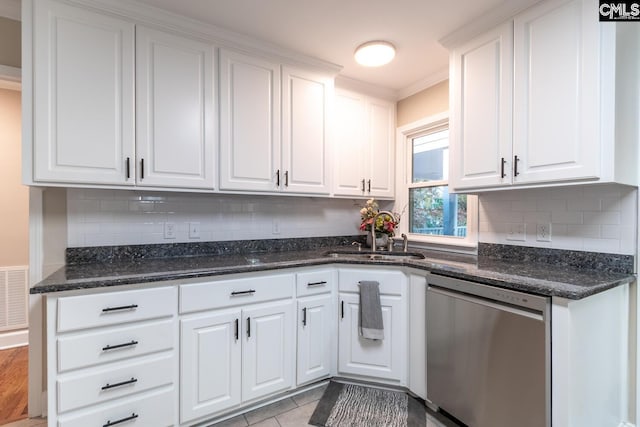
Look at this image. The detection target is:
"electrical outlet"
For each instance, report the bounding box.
[272,219,281,235]
[506,223,526,241]
[189,222,200,239]
[536,223,552,242]
[164,222,176,239]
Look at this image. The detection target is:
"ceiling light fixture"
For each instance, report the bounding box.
[354,41,396,67]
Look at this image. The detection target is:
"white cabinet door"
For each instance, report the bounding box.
[33,0,135,185]
[333,89,395,198]
[449,22,513,190]
[513,0,600,184]
[333,90,367,196]
[338,293,403,381]
[219,49,281,191]
[296,294,333,385]
[136,27,215,189]
[282,66,332,194]
[242,300,294,402]
[366,98,395,198]
[180,310,241,423]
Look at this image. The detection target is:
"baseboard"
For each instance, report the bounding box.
[0,329,28,349]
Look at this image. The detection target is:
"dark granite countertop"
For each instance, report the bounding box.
[31,243,635,300]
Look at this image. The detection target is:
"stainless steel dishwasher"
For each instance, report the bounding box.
[426,273,550,427]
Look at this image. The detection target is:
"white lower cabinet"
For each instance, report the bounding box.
[297,294,334,385]
[180,309,241,422]
[179,273,295,424]
[337,268,407,383]
[241,300,294,401]
[46,286,179,427]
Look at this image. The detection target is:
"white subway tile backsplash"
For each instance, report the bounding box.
[479,184,637,255]
[67,189,363,247]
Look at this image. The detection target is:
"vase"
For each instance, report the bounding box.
[366,233,388,249]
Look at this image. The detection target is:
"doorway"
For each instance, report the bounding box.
[0,79,29,424]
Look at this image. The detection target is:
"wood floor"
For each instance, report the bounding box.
[0,346,28,425]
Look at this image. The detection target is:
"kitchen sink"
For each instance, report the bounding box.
[325,251,425,260]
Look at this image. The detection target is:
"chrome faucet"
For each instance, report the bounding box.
[370,210,396,252]
[401,233,408,252]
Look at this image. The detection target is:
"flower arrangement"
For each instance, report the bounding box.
[359,198,399,237]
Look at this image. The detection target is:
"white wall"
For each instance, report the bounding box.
[67,188,367,247]
[479,184,637,255]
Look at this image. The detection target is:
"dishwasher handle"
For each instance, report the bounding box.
[427,285,545,322]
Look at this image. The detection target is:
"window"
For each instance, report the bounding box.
[397,113,476,248]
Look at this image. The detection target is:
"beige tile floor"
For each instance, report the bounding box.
[3,387,449,427]
[209,385,448,427]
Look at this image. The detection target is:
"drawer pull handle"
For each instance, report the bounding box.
[102,304,138,313]
[307,281,327,287]
[103,413,138,427]
[231,290,256,296]
[102,340,139,351]
[101,377,138,391]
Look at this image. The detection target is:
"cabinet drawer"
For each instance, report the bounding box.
[338,268,405,295]
[180,273,294,313]
[57,354,174,413]
[57,388,174,427]
[57,319,174,372]
[296,269,334,297]
[57,286,176,332]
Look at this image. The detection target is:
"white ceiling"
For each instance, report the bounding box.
[131,0,536,97]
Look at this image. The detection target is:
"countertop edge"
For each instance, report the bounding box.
[29,254,636,300]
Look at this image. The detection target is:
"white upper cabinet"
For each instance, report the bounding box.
[219,49,281,192]
[32,0,135,185]
[512,0,599,184]
[449,0,638,191]
[220,50,333,195]
[449,23,513,190]
[334,89,395,199]
[282,66,332,194]
[26,0,340,195]
[136,27,216,189]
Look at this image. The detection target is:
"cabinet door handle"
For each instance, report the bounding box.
[102,340,138,352]
[125,157,131,179]
[361,179,366,192]
[367,179,371,193]
[307,281,327,287]
[102,304,138,313]
[500,157,506,178]
[103,413,138,427]
[231,290,256,296]
[234,318,239,341]
[285,170,289,187]
[514,155,520,177]
[341,301,344,319]
[302,307,307,326]
[140,158,145,180]
[276,169,280,187]
[101,377,138,391]
[246,317,251,338]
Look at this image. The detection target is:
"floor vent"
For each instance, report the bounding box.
[0,266,29,331]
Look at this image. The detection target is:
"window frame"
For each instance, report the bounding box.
[395,112,478,250]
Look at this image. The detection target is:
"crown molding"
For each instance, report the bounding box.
[396,67,449,101]
[61,0,342,74]
[334,75,398,101]
[0,0,20,21]
[439,0,542,49]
